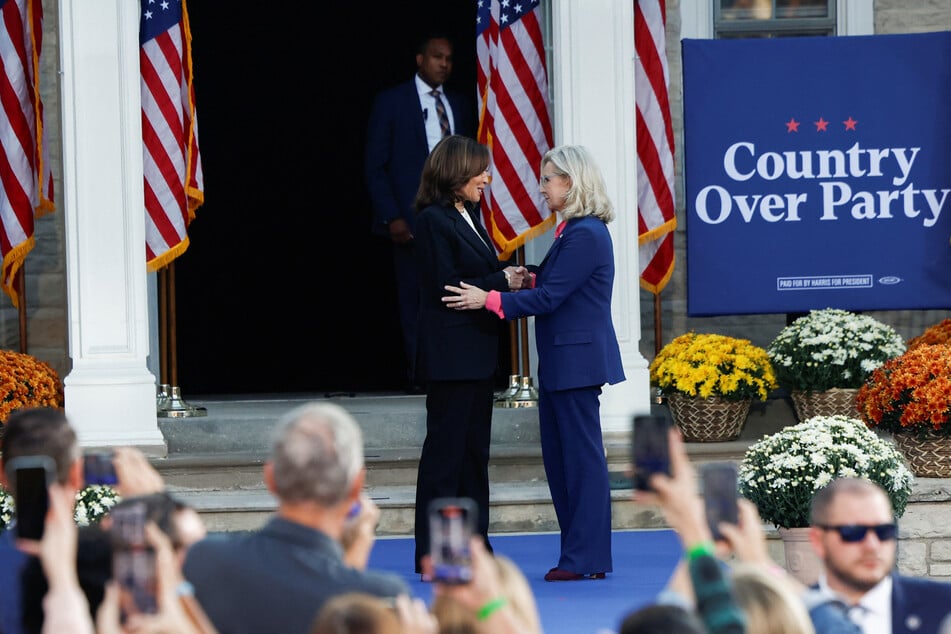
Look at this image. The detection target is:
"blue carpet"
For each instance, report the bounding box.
[368,529,683,634]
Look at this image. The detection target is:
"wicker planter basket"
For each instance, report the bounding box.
[790,388,859,422]
[891,429,951,477]
[667,393,751,442]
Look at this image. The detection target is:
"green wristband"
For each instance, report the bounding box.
[686,541,715,561]
[477,597,508,621]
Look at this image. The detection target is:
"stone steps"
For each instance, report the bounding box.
[149,392,951,581]
[152,390,794,536]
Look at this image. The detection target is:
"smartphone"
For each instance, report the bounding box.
[83,451,118,486]
[110,501,158,620]
[701,462,739,541]
[631,415,671,491]
[5,455,56,541]
[428,497,477,585]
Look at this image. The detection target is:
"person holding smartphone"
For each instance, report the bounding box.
[442,145,625,581]
[182,402,408,634]
[0,407,84,634]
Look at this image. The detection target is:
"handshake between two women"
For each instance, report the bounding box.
[442,265,530,312]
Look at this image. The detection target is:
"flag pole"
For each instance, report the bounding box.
[156,261,206,417]
[16,268,27,353]
[158,267,168,384]
[168,261,178,387]
[654,292,663,356]
[497,245,538,407]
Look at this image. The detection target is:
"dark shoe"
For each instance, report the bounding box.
[544,567,607,581]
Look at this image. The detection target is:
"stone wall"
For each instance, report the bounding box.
[897,480,951,579]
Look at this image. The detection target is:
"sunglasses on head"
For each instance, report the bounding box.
[818,523,898,543]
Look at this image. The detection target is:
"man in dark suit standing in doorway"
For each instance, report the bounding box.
[365,32,477,392]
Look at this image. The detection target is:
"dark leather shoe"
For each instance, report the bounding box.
[544,567,606,581]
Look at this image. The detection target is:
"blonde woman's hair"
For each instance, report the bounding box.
[310,592,402,634]
[542,144,615,223]
[431,595,478,634]
[731,563,815,634]
[430,555,541,634]
[495,555,543,634]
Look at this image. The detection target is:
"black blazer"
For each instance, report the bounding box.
[414,203,511,382]
[365,79,477,236]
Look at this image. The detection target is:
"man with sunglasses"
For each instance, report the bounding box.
[808,477,951,633]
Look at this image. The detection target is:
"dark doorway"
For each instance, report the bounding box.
[174,1,493,395]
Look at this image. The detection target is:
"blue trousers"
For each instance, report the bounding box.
[539,384,613,573]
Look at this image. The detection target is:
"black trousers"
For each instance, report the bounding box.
[414,377,494,572]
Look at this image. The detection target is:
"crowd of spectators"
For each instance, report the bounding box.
[3,403,951,633]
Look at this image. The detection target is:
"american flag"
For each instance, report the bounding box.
[476,0,554,259]
[140,0,203,271]
[0,0,54,308]
[635,0,676,294]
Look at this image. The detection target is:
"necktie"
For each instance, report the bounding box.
[847,604,867,628]
[430,89,451,138]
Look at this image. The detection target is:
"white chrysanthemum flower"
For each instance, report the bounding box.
[739,414,914,529]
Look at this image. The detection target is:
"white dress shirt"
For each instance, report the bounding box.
[416,75,455,152]
[817,573,892,634]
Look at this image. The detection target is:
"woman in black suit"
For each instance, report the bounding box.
[411,135,526,574]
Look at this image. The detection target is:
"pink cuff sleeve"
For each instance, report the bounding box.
[486,290,505,318]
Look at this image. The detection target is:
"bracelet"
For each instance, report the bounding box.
[685,541,715,562]
[477,597,508,621]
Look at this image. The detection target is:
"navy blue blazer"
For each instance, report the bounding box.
[500,216,625,392]
[365,79,476,236]
[891,574,951,633]
[414,203,510,382]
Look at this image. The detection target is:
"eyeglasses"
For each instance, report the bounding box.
[817,523,898,543]
[540,173,564,185]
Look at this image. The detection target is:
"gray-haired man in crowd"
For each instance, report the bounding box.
[183,402,408,633]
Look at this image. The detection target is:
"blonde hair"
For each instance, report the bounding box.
[731,564,815,634]
[542,144,615,223]
[310,592,401,634]
[431,595,478,634]
[495,555,542,634]
[430,555,541,634]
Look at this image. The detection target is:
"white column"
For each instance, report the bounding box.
[550,0,651,434]
[58,0,164,452]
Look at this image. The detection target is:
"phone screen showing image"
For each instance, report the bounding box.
[6,456,55,541]
[110,502,158,621]
[83,452,118,486]
[701,462,739,541]
[429,497,476,585]
[631,416,671,491]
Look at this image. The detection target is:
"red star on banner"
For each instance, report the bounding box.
[785,118,800,133]
[843,116,858,130]
[814,117,829,132]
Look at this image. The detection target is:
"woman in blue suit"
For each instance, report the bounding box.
[443,145,625,581]
[412,135,527,574]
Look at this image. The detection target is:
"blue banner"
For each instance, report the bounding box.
[682,32,951,316]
